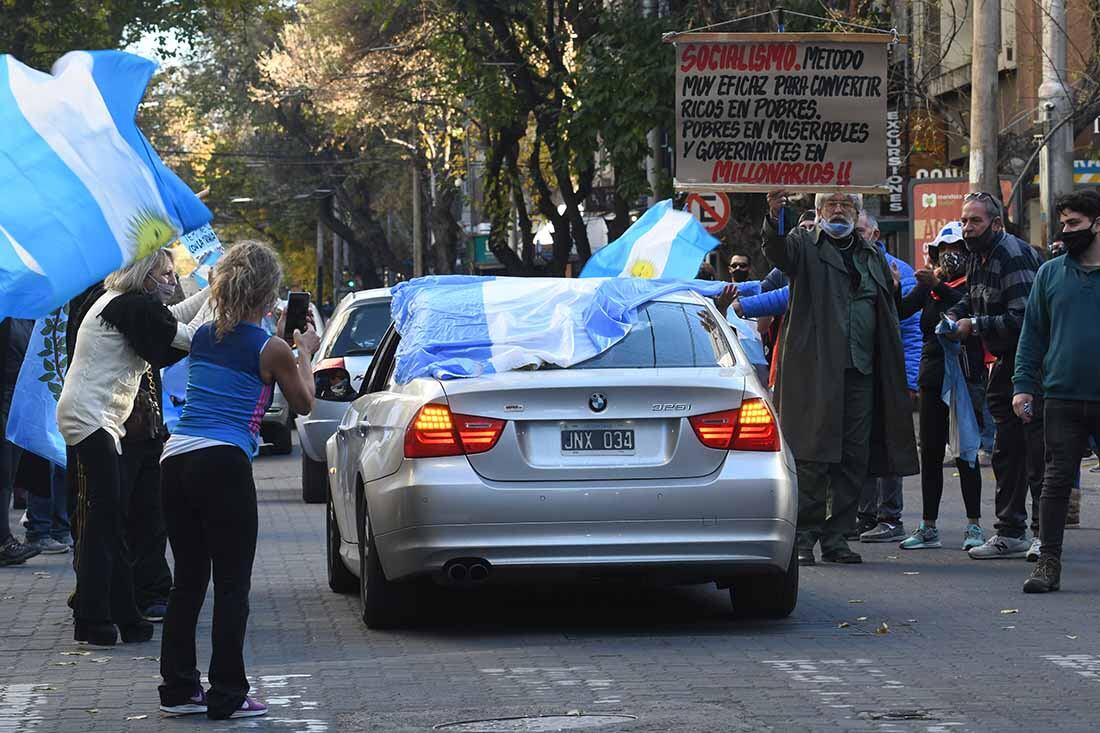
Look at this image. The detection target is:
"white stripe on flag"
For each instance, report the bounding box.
[618,209,689,278]
[0,224,44,275]
[6,53,171,263]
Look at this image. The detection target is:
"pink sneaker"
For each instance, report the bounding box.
[230,697,268,719]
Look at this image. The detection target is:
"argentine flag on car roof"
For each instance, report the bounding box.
[390,275,729,384]
[0,50,212,319]
[579,199,718,279]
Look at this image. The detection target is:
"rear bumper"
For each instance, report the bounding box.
[262,397,289,428]
[375,518,796,581]
[365,452,797,582]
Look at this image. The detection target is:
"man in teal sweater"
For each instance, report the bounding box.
[1013,189,1100,593]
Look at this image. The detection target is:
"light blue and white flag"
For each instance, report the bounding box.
[0,50,212,319]
[6,308,68,467]
[390,275,727,384]
[579,200,718,279]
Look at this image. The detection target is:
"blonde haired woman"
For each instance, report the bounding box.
[157,241,318,720]
[58,248,209,647]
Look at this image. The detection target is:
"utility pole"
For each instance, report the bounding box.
[968,0,1001,196]
[643,0,660,206]
[315,216,324,304]
[412,159,424,277]
[1037,0,1074,243]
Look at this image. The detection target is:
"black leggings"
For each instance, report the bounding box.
[918,388,982,521]
[159,445,258,719]
[72,429,142,625]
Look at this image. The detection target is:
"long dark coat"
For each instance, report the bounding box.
[762,218,919,477]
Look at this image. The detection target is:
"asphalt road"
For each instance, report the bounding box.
[3,436,1100,732]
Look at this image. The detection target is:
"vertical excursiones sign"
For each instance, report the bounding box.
[671,33,892,193]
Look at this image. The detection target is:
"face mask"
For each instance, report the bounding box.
[1060,222,1097,257]
[963,225,995,253]
[146,276,176,304]
[731,269,750,283]
[939,250,965,279]
[822,220,854,239]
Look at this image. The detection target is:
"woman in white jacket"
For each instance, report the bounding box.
[57,248,208,647]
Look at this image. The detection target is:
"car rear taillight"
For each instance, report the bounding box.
[404,404,506,458]
[314,358,356,402]
[688,409,739,449]
[689,398,780,452]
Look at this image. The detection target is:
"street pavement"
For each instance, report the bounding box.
[3,437,1100,732]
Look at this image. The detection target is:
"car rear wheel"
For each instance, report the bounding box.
[729,545,799,619]
[357,489,419,629]
[301,452,328,504]
[327,492,357,594]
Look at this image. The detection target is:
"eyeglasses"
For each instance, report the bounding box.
[963,191,1003,216]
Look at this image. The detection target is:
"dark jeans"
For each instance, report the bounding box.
[0,440,17,544]
[121,438,172,609]
[1040,399,1100,559]
[159,446,258,719]
[918,387,982,521]
[985,355,1044,539]
[72,429,142,626]
[857,475,903,524]
[26,461,69,542]
[795,369,873,554]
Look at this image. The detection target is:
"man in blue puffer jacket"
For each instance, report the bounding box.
[734,211,921,542]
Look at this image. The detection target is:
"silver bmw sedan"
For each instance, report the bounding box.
[325,290,798,628]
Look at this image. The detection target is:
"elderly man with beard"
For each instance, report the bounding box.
[945,193,1044,560]
[762,190,918,565]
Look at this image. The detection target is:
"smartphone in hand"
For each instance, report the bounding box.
[283,291,311,342]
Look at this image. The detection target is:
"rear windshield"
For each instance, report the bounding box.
[571,302,733,369]
[323,301,393,359]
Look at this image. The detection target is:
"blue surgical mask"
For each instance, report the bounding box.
[822,220,854,239]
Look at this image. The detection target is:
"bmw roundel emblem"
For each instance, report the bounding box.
[588,393,607,412]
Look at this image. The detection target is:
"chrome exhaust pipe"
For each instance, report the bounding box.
[446,563,468,582]
[468,562,490,582]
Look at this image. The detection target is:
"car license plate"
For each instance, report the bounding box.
[560,427,635,454]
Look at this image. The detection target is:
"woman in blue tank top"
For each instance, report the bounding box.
[157,242,319,720]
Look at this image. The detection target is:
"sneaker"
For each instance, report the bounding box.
[160,690,208,716]
[1023,556,1062,593]
[0,536,40,566]
[142,602,168,623]
[968,534,1030,559]
[860,521,906,543]
[1026,537,1042,562]
[845,517,876,541]
[230,697,268,719]
[900,523,941,549]
[27,537,70,555]
[962,524,985,550]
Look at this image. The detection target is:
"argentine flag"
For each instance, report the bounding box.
[389,275,728,384]
[0,51,212,319]
[580,200,718,279]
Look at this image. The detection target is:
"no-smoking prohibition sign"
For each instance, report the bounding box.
[685,192,731,234]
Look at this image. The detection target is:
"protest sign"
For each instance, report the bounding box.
[672,33,893,193]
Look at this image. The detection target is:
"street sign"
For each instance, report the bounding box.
[684,192,731,234]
